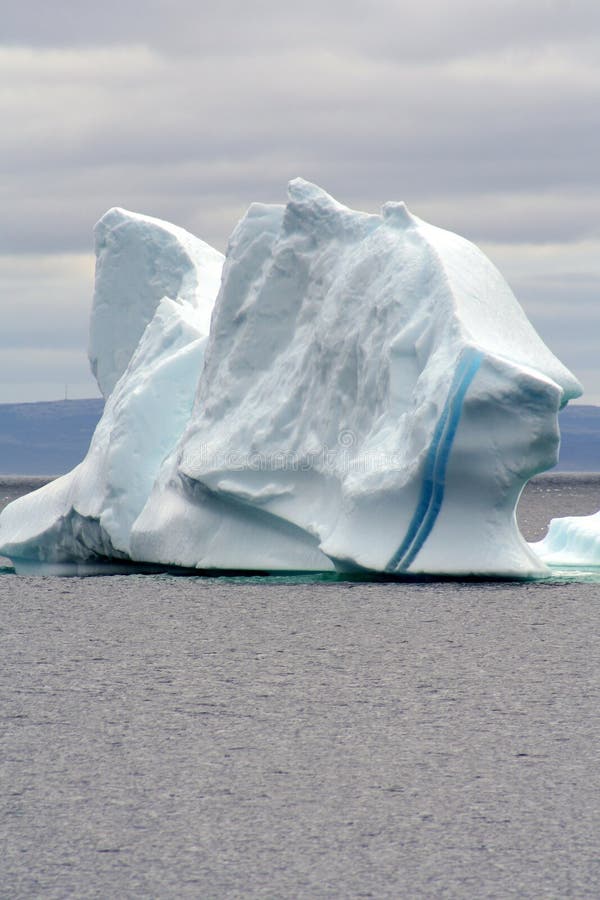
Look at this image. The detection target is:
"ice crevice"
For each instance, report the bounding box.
[387,347,483,573]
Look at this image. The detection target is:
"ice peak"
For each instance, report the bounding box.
[285,178,378,241]
[286,177,350,220]
[382,201,415,229]
[89,205,224,399]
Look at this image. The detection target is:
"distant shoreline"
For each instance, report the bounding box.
[1,398,600,474]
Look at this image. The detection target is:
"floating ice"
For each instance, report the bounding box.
[0,180,582,576]
[532,511,600,568]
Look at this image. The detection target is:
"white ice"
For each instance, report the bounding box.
[0,208,224,566]
[0,180,582,576]
[532,511,600,568]
[89,207,223,399]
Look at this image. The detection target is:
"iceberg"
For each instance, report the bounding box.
[0,180,582,577]
[532,512,600,568]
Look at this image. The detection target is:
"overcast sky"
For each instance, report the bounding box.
[2,0,600,402]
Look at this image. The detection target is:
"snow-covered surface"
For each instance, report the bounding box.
[0,180,583,576]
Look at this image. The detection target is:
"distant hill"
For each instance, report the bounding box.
[0,398,598,475]
[556,404,600,471]
[0,399,104,475]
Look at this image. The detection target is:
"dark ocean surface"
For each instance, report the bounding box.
[1,475,600,898]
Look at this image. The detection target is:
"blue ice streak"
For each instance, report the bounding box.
[386,347,483,573]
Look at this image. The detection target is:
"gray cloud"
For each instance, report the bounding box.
[1,1,600,402]
[0,254,94,346]
[0,254,97,402]
[2,41,600,254]
[4,0,600,61]
[0,348,97,403]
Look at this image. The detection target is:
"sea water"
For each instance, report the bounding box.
[1,475,600,898]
